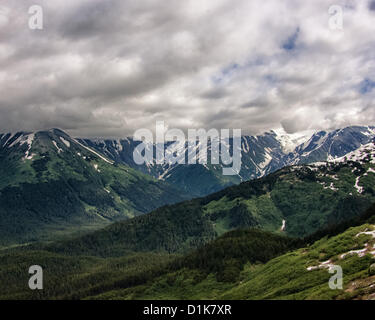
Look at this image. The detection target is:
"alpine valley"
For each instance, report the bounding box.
[1,125,375,300]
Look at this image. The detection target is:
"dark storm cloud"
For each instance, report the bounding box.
[200,88,229,100]
[0,0,374,137]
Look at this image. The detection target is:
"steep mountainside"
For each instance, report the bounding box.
[0,129,187,246]
[0,229,298,300]
[78,132,292,196]
[78,125,375,196]
[92,216,375,300]
[1,204,375,300]
[287,125,375,164]
[32,141,375,258]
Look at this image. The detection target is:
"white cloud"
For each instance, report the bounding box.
[0,0,374,137]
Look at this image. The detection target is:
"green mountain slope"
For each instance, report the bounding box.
[35,142,375,258]
[0,250,177,300]
[220,224,375,300]
[1,204,375,300]
[0,228,298,300]
[105,224,375,300]
[1,139,375,300]
[85,204,375,300]
[0,129,188,246]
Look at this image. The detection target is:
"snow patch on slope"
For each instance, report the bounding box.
[330,142,375,164]
[354,176,363,194]
[52,141,63,154]
[23,133,35,160]
[258,152,272,170]
[72,138,114,164]
[59,137,70,148]
[281,219,286,231]
[307,226,375,271]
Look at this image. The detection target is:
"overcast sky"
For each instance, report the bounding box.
[0,0,374,138]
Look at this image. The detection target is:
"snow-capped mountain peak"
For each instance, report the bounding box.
[2,125,374,198]
[271,128,315,154]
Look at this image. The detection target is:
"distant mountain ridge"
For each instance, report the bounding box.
[287,126,375,164]
[78,125,375,196]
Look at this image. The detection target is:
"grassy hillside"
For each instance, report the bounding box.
[220,224,375,300]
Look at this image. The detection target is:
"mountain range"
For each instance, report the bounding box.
[0,125,374,246]
[1,149,375,298]
[1,125,375,300]
[29,138,375,258]
[78,125,375,196]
